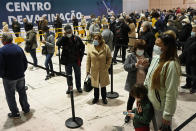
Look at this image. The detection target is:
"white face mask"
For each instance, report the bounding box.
[67,34,72,38]
[194,20,196,23]
[153,45,162,56]
[182,23,186,26]
[140,27,143,32]
[136,49,144,56]
[167,23,170,27]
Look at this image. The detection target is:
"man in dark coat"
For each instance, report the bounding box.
[180,24,196,94]
[54,14,63,38]
[113,17,130,64]
[56,24,85,94]
[178,18,192,51]
[140,21,156,58]
[0,33,30,118]
[12,19,21,37]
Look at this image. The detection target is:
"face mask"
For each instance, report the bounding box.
[191,32,196,37]
[167,23,170,27]
[194,20,196,23]
[153,45,162,56]
[149,22,152,25]
[140,27,143,32]
[67,34,72,38]
[93,40,99,46]
[116,19,119,23]
[182,23,186,26]
[136,49,144,56]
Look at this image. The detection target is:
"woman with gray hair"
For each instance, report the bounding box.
[139,21,155,58]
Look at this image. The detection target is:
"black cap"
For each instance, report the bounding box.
[64,24,72,32]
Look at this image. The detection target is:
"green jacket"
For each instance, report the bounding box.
[132,97,154,128]
[144,56,181,121]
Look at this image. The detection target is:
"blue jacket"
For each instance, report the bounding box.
[0,44,28,80]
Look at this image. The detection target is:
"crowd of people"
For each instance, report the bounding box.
[0,7,196,131]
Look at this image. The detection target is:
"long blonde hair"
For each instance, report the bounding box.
[151,30,180,90]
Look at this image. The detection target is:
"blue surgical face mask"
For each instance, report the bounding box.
[153,45,162,56]
[93,40,99,46]
[191,32,196,37]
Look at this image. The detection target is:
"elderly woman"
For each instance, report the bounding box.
[86,33,112,104]
[140,21,155,58]
[144,30,181,131]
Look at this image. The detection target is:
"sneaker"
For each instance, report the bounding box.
[50,73,55,77]
[23,109,30,114]
[102,99,108,104]
[66,89,71,94]
[29,66,34,70]
[113,61,117,65]
[190,88,196,94]
[77,88,83,93]
[8,113,20,118]
[45,75,51,80]
[25,86,28,90]
[181,85,191,89]
[125,115,130,123]
[92,99,99,104]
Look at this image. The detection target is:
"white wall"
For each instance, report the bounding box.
[123,0,149,13]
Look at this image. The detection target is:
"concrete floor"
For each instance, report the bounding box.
[0,46,196,131]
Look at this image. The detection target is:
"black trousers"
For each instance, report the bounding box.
[113,45,127,62]
[113,39,127,62]
[186,64,196,90]
[39,31,43,41]
[127,92,135,110]
[94,87,107,100]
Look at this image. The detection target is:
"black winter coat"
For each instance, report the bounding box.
[56,35,85,65]
[178,23,192,42]
[180,37,196,66]
[114,21,130,43]
[12,21,21,32]
[140,30,155,58]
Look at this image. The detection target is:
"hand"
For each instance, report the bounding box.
[162,118,171,126]
[128,113,135,119]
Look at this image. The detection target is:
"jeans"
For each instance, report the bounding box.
[127,92,135,110]
[94,87,107,100]
[65,63,81,89]
[3,77,30,114]
[45,54,54,74]
[29,49,38,66]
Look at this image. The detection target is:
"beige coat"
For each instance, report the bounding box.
[128,23,136,46]
[86,43,112,88]
[2,24,9,32]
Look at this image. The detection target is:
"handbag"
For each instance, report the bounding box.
[24,42,32,53]
[42,46,48,55]
[83,75,93,92]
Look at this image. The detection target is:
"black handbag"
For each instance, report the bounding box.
[42,46,47,55]
[83,75,93,92]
